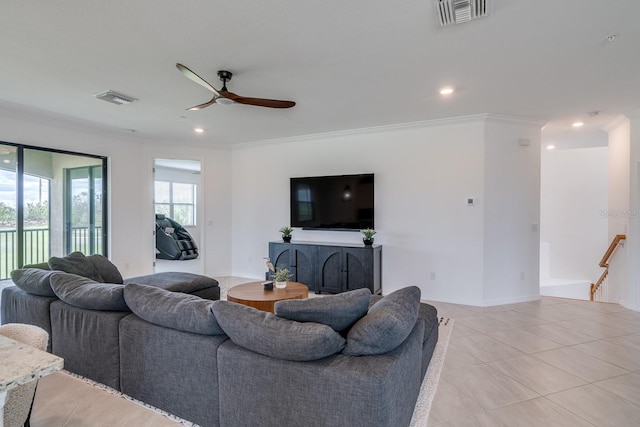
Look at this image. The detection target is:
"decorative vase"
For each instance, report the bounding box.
[275,281,287,289]
[282,235,292,243]
[363,238,374,246]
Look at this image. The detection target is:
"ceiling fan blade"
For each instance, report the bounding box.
[221,90,295,109]
[176,63,220,96]
[186,96,218,111]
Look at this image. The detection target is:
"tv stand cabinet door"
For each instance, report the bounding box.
[291,245,317,292]
[343,248,373,292]
[269,242,291,280]
[317,246,343,294]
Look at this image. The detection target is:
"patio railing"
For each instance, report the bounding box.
[0,226,102,280]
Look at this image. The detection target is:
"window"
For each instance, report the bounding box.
[154,181,196,226]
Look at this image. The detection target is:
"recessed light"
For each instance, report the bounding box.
[194,128,204,133]
[547,145,556,150]
[2,159,10,163]
[572,122,584,127]
[440,87,454,95]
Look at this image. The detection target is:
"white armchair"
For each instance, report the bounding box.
[0,324,49,427]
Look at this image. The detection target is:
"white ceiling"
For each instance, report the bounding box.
[1,1,638,148]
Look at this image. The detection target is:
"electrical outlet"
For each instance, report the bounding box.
[430,272,436,280]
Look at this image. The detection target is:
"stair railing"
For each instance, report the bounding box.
[590,234,626,301]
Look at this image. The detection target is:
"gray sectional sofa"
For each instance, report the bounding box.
[1,254,438,427]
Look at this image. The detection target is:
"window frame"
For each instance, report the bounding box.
[154,180,197,226]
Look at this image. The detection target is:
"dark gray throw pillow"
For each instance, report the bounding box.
[88,254,124,284]
[343,286,421,356]
[50,272,128,311]
[48,252,104,282]
[124,283,224,335]
[274,288,371,332]
[212,300,346,361]
[10,268,58,297]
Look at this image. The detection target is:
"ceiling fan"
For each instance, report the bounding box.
[176,63,296,110]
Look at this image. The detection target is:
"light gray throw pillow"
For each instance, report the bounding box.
[274,288,371,332]
[50,272,128,311]
[343,286,421,356]
[10,268,57,297]
[124,283,224,335]
[212,300,346,361]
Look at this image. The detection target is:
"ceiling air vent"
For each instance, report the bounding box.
[436,0,489,26]
[95,90,137,105]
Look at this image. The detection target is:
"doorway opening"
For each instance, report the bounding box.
[153,159,203,274]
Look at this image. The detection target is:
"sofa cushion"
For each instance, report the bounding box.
[48,252,104,282]
[274,288,371,332]
[343,286,421,356]
[22,262,51,270]
[88,254,124,284]
[123,272,218,294]
[10,268,57,297]
[212,300,345,361]
[50,272,128,312]
[124,283,224,335]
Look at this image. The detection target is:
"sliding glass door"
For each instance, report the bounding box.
[66,165,103,254]
[0,144,18,278]
[0,142,107,279]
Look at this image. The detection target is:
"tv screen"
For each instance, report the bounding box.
[290,173,374,230]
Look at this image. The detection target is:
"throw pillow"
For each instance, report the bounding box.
[48,252,104,282]
[212,300,346,361]
[342,286,421,356]
[50,272,128,311]
[274,288,371,332]
[88,254,124,284]
[124,283,224,335]
[10,268,57,297]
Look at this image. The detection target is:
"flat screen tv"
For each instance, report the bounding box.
[290,173,374,230]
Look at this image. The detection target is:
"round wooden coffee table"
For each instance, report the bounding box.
[226,281,309,313]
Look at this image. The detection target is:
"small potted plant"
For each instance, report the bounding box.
[279,226,293,243]
[273,268,291,289]
[361,228,376,246]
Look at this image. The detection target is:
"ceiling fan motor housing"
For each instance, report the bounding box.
[217,70,233,82]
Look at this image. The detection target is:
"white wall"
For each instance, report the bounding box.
[0,105,547,306]
[607,119,631,306]
[0,106,232,278]
[483,118,542,305]
[540,147,608,282]
[630,113,640,311]
[231,115,542,306]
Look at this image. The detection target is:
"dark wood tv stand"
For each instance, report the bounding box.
[268,241,381,295]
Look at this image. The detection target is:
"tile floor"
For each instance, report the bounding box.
[426,296,640,427]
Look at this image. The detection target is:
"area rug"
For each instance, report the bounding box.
[410,317,454,426]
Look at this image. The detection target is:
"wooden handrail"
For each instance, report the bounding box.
[591,234,626,301]
[599,234,626,268]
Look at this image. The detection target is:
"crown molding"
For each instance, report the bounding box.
[233,113,543,150]
[602,115,630,132]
